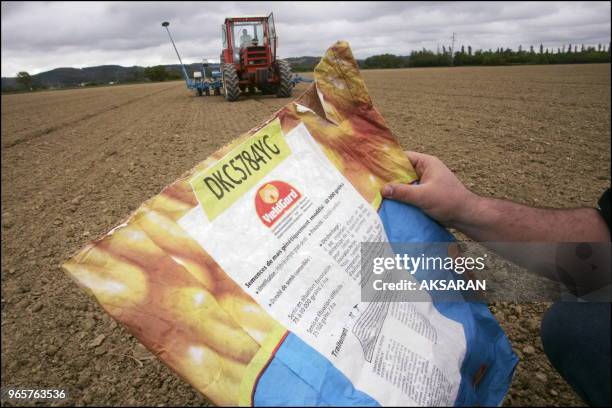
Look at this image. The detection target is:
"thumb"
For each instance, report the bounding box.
[381,183,424,205]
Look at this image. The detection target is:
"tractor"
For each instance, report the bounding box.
[220,13,293,101]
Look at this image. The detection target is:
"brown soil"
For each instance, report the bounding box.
[2,64,610,406]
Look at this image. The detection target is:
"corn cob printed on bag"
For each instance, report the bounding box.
[63,41,518,406]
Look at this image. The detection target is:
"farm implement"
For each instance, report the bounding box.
[291,74,313,86]
[161,21,222,97]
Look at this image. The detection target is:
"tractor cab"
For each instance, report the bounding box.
[221,15,276,67]
[220,13,291,101]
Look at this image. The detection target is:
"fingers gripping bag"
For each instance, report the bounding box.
[63,41,517,406]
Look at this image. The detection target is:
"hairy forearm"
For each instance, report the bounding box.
[452,196,611,293]
[453,195,610,243]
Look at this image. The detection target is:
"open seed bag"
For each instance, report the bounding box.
[63,41,517,406]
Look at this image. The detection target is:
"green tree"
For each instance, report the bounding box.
[126,70,146,83]
[144,65,169,82]
[16,71,33,90]
[363,54,405,69]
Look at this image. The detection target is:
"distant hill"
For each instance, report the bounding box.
[284,56,321,71]
[1,57,377,91]
[1,63,209,91]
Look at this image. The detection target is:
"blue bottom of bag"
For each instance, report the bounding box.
[253,199,518,406]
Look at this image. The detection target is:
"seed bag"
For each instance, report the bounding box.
[63,41,517,406]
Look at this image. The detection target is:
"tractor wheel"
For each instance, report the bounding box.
[196,88,203,96]
[222,64,240,102]
[275,60,293,98]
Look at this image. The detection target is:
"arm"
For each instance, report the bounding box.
[381,151,610,243]
[452,196,608,242]
[381,152,611,294]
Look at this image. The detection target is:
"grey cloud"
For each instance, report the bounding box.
[1,1,610,76]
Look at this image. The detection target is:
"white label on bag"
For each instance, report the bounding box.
[179,122,466,406]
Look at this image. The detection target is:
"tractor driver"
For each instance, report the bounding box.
[240,29,253,48]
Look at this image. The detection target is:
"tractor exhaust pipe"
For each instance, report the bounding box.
[161,21,190,86]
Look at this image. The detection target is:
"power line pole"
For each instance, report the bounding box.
[450,32,456,66]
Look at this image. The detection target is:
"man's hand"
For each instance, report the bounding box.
[381,151,477,226]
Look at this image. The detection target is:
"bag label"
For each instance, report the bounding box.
[190,119,290,221]
[179,123,466,406]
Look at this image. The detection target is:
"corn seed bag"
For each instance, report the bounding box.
[63,41,517,406]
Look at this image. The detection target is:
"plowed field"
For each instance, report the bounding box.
[2,63,610,406]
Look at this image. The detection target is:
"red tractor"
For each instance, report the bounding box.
[220,13,293,101]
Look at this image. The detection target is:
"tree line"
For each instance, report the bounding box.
[362,42,611,69]
[142,66,182,82]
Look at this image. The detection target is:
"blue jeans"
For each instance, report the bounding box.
[541,302,611,406]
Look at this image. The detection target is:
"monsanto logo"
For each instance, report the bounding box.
[255,181,301,227]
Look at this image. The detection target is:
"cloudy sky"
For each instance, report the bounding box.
[1,1,610,76]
